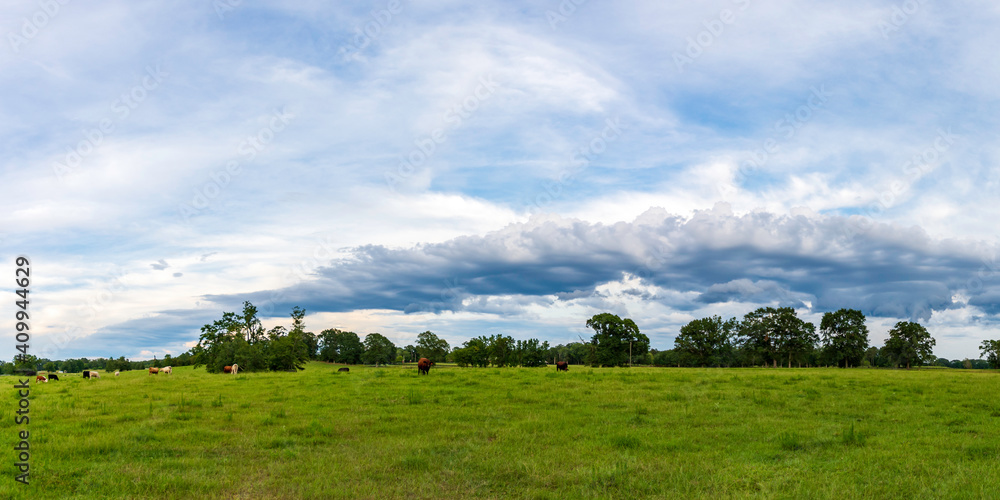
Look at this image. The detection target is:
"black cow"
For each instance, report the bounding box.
[338,367,350,373]
[556,361,569,371]
[48,374,60,381]
[83,370,91,379]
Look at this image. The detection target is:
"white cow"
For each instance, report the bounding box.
[90,371,100,379]
[114,370,120,376]
[232,364,239,375]
[161,366,172,375]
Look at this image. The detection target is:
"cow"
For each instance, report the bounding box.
[48,374,59,381]
[338,367,350,373]
[161,366,172,375]
[90,371,100,379]
[36,375,47,383]
[556,361,569,371]
[114,371,120,377]
[83,370,91,379]
[149,367,159,375]
[223,365,232,374]
[417,358,434,375]
[231,364,239,375]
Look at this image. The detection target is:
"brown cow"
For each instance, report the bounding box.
[338,367,350,373]
[223,365,233,374]
[36,375,47,383]
[417,358,434,375]
[149,367,159,375]
[555,361,569,371]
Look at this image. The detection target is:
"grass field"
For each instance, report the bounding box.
[3,362,1000,499]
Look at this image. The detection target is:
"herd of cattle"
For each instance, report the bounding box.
[29,359,571,382]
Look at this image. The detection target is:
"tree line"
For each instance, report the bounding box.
[10,302,1000,373]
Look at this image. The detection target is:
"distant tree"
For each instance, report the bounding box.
[402,345,419,363]
[738,307,815,368]
[515,338,550,367]
[674,316,736,367]
[652,348,680,367]
[318,329,364,364]
[44,361,56,372]
[416,331,450,362]
[453,337,489,367]
[586,313,649,367]
[820,309,870,368]
[362,333,397,366]
[303,332,319,359]
[883,321,935,369]
[980,339,1000,369]
[934,357,951,368]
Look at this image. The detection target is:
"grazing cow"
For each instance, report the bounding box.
[90,371,100,379]
[149,367,159,375]
[48,374,59,381]
[556,361,569,371]
[161,366,172,375]
[417,358,434,375]
[338,367,349,373]
[83,370,91,379]
[223,365,232,374]
[36,375,47,383]
[114,371,120,377]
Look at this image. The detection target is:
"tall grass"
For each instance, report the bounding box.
[1,363,998,499]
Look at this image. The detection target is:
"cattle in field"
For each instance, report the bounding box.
[149,367,159,375]
[231,364,239,375]
[161,366,172,375]
[338,367,349,373]
[223,365,232,374]
[417,358,434,375]
[556,361,569,371]
[90,371,100,379]
[48,374,59,381]
[83,370,91,379]
[114,371,120,376]
[36,375,47,383]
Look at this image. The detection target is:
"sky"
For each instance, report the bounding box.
[2,0,999,362]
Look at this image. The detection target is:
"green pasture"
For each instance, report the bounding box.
[2,363,999,499]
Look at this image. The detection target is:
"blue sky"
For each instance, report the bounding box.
[2,0,999,361]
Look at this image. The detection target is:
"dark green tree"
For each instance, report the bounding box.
[820,309,870,368]
[586,313,649,367]
[737,307,815,368]
[362,333,397,366]
[980,339,1000,369]
[674,316,736,367]
[318,329,364,364]
[884,321,935,369]
[416,331,450,362]
[515,338,550,367]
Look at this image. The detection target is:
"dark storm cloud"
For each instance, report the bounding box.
[205,208,1000,322]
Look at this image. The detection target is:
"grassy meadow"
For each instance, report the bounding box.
[3,362,1000,499]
